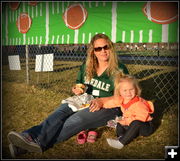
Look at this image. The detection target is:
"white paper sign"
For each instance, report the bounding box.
[8,55,21,70]
[35,53,54,72]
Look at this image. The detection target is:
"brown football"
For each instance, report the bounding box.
[142,2,178,24]
[16,13,32,34]
[9,2,20,11]
[63,4,88,30]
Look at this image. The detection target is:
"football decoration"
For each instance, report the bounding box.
[29,2,38,6]
[62,3,88,30]
[142,2,178,24]
[9,2,20,11]
[16,13,32,34]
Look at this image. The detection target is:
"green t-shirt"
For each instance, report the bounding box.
[76,62,129,98]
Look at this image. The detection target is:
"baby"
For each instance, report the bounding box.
[106,74,154,149]
[90,74,154,149]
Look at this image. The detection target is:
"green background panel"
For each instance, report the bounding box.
[2,2,178,45]
[116,2,162,43]
[78,2,112,44]
[168,22,178,43]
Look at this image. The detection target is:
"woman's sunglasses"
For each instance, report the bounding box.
[94,45,109,52]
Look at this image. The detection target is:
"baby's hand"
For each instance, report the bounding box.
[115,116,122,122]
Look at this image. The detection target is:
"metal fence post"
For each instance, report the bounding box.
[25,45,30,84]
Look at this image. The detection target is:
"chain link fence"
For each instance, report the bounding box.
[2,43,178,109]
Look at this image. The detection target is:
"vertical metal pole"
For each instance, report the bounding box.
[157,42,160,56]
[25,45,29,84]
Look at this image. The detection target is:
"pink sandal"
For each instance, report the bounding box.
[77,131,87,144]
[87,131,98,143]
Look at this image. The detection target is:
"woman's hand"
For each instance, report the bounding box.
[72,86,83,95]
[89,98,103,112]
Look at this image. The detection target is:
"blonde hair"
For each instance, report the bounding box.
[114,74,142,96]
[85,33,120,81]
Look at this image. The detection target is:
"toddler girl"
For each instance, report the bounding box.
[106,74,154,149]
[93,74,154,149]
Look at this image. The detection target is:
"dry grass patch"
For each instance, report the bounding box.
[2,81,178,159]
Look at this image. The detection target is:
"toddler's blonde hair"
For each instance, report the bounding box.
[114,73,142,97]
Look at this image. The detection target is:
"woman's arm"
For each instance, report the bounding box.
[72,85,84,95]
[73,63,86,95]
[89,96,122,112]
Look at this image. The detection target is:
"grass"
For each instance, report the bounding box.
[2,59,178,159]
[2,81,178,159]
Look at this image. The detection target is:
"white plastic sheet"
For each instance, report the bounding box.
[35,53,54,72]
[8,55,21,70]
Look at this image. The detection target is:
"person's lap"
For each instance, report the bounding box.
[13,104,121,151]
[56,107,121,143]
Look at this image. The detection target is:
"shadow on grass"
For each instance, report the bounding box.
[139,70,178,132]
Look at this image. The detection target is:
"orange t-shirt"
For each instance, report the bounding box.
[118,96,154,126]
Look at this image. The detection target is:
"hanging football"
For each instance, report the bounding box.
[9,2,20,11]
[142,2,178,24]
[62,3,88,30]
[16,13,32,34]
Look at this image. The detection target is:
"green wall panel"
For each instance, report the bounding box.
[2,2,178,45]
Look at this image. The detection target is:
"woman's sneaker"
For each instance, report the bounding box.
[9,143,27,158]
[7,131,42,153]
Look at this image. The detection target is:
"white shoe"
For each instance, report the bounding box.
[106,138,124,149]
[9,143,27,158]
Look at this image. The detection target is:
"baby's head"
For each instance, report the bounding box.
[114,74,141,99]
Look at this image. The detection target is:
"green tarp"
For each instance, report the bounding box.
[2,2,178,45]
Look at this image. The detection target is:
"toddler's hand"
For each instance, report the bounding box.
[115,116,122,122]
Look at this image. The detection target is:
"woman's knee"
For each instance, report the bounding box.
[62,112,85,128]
[55,103,68,111]
[54,103,73,115]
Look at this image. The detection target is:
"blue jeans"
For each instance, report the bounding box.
[24,103,121,151]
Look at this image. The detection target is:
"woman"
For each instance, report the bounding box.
[7,33,129,157]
